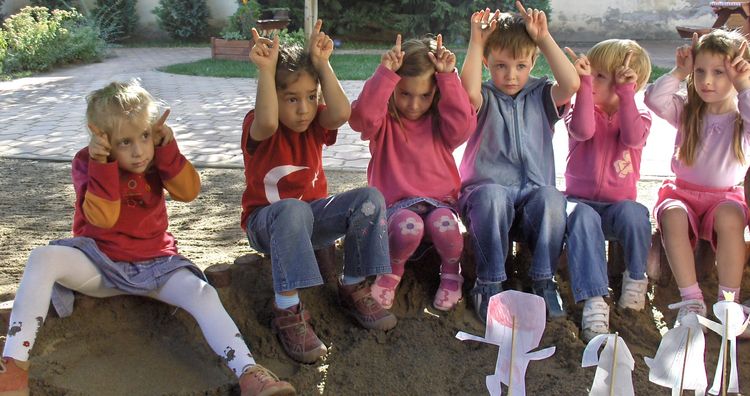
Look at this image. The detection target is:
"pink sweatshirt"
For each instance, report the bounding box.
[350,65,476,206]
[644,74,750,188]
[564,75,652,201]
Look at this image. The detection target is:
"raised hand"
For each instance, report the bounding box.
[516,1,549,42]
[674,33,697,80]
[615,50,638,86]
[725,41,750,90]
[152,109,173,147]
[564,47,591,77]
[87,124,111,164]
[249,28,279,71]
[381,34,405,72]
[469,8,500,46]
[428,34,457,73]
[309,19,334,69]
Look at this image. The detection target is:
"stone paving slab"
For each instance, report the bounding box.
[0,46,678,178]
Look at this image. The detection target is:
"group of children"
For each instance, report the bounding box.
[3,1,750,394]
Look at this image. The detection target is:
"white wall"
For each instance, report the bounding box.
[2,0,237,37]
[549,0,715,40]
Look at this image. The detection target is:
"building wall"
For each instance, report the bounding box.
[2,0,237,37]
[549,0,717,40]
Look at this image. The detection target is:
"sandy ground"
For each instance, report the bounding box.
[1,157,750,395]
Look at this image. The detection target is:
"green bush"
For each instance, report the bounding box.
[259,0,551,44]
[220,0,260,40]
[153,0,210,41]
[0,31,6,74]
[92,0,138,42]
[1,6,106,74]
[29,0,79,10]
[276,28,305,47]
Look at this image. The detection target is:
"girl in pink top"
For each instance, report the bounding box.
[349,34,476,311]
[644,30,750,327]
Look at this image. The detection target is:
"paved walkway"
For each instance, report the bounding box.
[0,42,684,178]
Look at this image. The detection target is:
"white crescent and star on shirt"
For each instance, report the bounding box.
[262,165,319,203]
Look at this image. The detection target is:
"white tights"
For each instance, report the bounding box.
[3,245,254,377]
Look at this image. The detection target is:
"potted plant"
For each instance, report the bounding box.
[211,0,260,61]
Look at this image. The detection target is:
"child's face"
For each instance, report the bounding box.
[108,115,154,174]
[590,67,619,113]
[693,51,736,107]
[277,72,319,133]
[393,72,436,121]
[485,47,535,97]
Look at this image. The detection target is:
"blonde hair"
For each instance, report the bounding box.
[388,36,440,140]
[484,13,537,61]
[587,39,652,91]
[86,81,158,137]
[680,29,748,166]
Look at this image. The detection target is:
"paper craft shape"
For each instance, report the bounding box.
[697,293,750,395]
[456,290,555,395]
[582,333,635,396]
[645,312,707,396]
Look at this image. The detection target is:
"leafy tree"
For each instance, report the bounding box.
[153,0,210,41]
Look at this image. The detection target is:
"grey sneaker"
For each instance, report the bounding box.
[581,297,610,342]
[618,271,648,311]
[469,280,503,324]
[668,299,707,329]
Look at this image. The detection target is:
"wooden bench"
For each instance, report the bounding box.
[676,1,748,38]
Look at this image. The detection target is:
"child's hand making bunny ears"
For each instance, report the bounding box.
[564,47,591,77]
[615,50,638,86]
[428,34,456,73]
[516,1,549,43]
[673,32,697,81]
[87,124,111,164]
[381,34,405,72]
[309,19,334,69]
[249,28,280,71]
[725,40,750,92]
[469,8,500,46]
[152,109,173,147]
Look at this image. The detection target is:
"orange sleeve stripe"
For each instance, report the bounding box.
[164,163,201,202]
[83,192,120,229]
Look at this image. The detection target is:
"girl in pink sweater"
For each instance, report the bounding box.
[644,30,750,327]
[349,34,476,311]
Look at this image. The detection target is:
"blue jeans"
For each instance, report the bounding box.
[566,199,651,301]
[459,184,567,283]
[246,187,390,293]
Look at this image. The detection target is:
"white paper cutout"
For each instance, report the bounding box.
[697,294,750,395]
[645,312,707,396]
[456,290,555,395]
[582,333,635,396]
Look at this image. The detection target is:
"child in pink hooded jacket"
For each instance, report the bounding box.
[349,34,476,311]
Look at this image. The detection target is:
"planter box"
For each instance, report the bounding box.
[211,37,252,61]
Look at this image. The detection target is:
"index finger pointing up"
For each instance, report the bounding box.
[251,28,261,42]
[564,47,578,62]
[395,34,401,51]
[314,19,323,35]
[623,50,633,68]
[436,34,443,51]
[154,109,171,128]
[515,1,527,15]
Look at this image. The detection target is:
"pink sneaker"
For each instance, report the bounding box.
[433,273,463,311]
[370,274,401,309]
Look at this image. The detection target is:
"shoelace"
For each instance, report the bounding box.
[668,300,705,313]
[249,365,281,385]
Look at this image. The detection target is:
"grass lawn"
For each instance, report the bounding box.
[158,52,668,84]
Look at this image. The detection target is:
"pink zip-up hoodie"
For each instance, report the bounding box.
[349,65,476,207]
[564,75,652,202]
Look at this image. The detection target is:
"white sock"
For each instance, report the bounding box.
[274,292,300,309]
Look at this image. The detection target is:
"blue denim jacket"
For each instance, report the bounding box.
[459,77,562,193]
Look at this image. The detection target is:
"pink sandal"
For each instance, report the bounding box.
[370,274,402,309]
[433,273,464,311]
